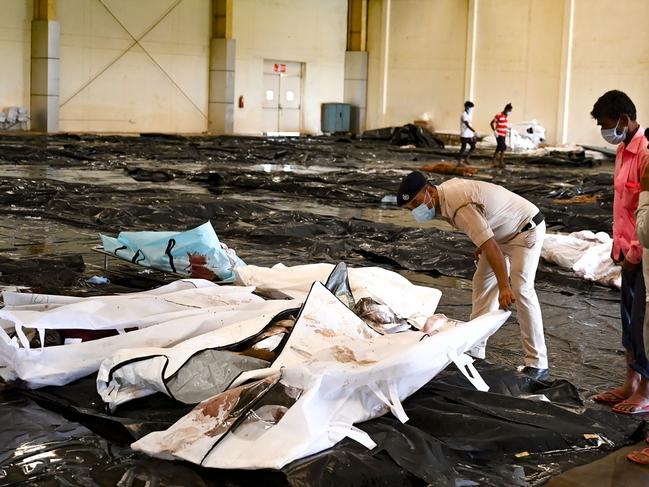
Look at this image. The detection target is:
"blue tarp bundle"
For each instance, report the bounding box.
[100,221,245,282]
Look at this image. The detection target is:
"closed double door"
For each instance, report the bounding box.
[262,60,303,133]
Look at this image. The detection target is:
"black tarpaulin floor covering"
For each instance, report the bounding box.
[0,133,646,485]
[3,363,643,487]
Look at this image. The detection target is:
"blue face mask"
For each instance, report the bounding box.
[412,196,436,222]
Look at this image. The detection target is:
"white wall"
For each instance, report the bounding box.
[58,0,210,133]
[231,0,347,135]
[472,0,563,140]
[366,0,649,146]
[367,0,468,133]
[0,1,32,111]
[567,0,649,145]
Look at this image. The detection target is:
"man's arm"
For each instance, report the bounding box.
[464,121,475,133]
[490,118,496,131]
[479,238,515,310]
[636,162,649,248]
[622,156,649,269]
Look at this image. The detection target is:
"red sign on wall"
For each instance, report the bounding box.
[273,63,287,73]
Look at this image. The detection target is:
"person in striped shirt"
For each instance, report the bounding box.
[490,103,512,169]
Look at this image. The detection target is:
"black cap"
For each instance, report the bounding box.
[397,171,428,206]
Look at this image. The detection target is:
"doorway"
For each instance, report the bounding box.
[262,60,303,134]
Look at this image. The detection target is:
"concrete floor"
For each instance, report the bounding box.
[547,440,649,487]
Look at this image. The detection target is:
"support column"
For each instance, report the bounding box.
[31,0,59,132]
[556,0,575,145]
[345,0,368,133]
[208,0,235,134]
[463,0,478,103]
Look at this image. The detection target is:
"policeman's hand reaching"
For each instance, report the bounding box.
[498,284,515,310]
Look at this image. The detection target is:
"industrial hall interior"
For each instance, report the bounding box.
[3,0,649,485]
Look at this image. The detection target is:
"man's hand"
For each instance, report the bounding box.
[621,259,641,273]
[641,165,649,191]
[498,284,515,310]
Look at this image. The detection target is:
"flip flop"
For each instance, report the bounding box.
[612,401,649,415]
[627,447,649,465]
[592,389,628,405]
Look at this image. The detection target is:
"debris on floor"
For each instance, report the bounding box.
[420,162,479,176]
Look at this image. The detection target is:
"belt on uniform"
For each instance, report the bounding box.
[520,212,544,232]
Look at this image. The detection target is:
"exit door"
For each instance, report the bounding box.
[262,60,303,134]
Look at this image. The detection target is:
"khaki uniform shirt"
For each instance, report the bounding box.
[436,178,539,247]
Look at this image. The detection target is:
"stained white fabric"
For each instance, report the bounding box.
[99,265,442,409]
[97,300,297,409]
[131,282,510,470]
[0,280,279,388]
[234,263,441,328]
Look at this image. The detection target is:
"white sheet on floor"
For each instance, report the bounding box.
[97,301,297,410]
[542,231,621,288]
[132,282,510,470]
[98,264,442,410]
[0,280,295,388]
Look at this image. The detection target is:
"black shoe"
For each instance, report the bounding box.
[520,366,550,381]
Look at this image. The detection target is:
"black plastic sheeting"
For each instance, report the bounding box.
[0,133,638,485]
[2,362,640,487]
[362,124,446,149]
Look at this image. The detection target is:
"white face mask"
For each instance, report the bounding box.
[466,107,473,115]
[601,118,628,145]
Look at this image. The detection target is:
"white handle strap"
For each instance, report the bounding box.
[14,325,33,352]
[0,325,16,347]
[37,328,45,351]
[388,381,409,423]
[449,350,489,392]
[368,382,409,423]
[330,422,377,450]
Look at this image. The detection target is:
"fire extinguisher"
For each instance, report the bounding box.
[238,95,244,108]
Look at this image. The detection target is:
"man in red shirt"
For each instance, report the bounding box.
[490,103,512,169]
[591,90,649,415]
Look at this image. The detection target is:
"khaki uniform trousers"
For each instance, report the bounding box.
[469,221,548,369]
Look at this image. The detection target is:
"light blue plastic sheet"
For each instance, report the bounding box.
[100,221,245,282]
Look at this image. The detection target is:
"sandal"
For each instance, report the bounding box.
[612,400,649,415]
[627,447,649,465]
[592,389,628,405]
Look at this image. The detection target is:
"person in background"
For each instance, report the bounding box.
[490,103,512,169]
[591,90,649,415]
[627,140,649,464]
[458,101,477,166]
[396,171,549,380]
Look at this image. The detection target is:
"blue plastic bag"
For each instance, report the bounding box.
[100,222,245,282]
